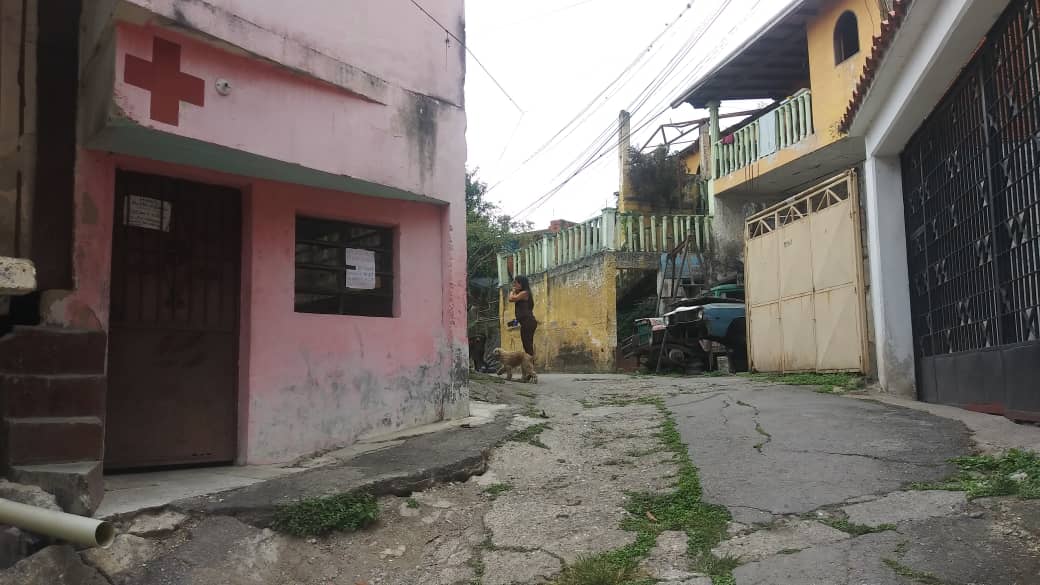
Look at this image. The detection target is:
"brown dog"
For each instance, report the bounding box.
[491,347,537,383]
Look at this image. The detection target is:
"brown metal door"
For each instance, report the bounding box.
[106,171,241,469]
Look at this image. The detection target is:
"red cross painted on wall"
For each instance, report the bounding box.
[124,37,205,126]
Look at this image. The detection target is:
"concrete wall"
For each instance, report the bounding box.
[45,0,468,464]
[499,253,618,373]
[848,0,1010,397]
[806,0,884,141]
[60,151,468,464]
[711,0,882,197]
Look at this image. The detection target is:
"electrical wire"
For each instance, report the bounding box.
[541,0,732,188]
[408,0,524,114]
[509,1,737,220]
[485,0,701,193]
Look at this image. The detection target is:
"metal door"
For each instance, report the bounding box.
[900,0,1040,420]
[106,171,241,469]
[744,171,870,373]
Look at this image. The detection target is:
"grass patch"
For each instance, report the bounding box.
[911,449,1040,499]
[405,497,420,509]
[483,483,514,499]
[552,555,652,585]
[740,372,864,393]
[549,397,734,585]
[516,389,537,398]
[524,404,551,419]
[508,423,551,449]
[821,517,896,536]
[470,371,505,384]
[882,558,948,585]
[272,492,379,537]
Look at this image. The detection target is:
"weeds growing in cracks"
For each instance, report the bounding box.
[551,396,735,585]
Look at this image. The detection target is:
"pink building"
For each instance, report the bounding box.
[0,0,468,513]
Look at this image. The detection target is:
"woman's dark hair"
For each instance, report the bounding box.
[513,275,534,309]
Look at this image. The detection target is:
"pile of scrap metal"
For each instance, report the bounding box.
[621,283,747,374]
[620,234,748,374]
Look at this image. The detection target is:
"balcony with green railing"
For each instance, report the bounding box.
[713,89,814,180]
[496,208,712,285]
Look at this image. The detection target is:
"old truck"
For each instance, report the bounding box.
[621,283,747,374]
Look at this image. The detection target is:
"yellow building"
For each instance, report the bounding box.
[667,0,895,375]
[494,0,895,375]
[496,209,712,373]
[672,0,887,249]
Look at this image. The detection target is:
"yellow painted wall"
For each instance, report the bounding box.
[714,0,882,195]
[498,253,618,373]
[683,149,702,176]
[806,0,884,141]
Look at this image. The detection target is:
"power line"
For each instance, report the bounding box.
[543,0,731,188]
[517,0,732,214]
[408,0,524,114]
[511,0,748,221]
[486,0,700,193]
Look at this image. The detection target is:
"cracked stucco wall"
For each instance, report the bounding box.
[499,253,618,373]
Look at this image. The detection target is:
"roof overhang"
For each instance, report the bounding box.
[670,0,821,109]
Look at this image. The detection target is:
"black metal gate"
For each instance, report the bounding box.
[900,0,1040,420]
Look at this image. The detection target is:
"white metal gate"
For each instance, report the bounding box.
[744,170,869,373]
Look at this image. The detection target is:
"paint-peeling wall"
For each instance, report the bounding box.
[64,152,469,464]
[499,254,618,373]
[54,0,468,466]
[242,177,468,463]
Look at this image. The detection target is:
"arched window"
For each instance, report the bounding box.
[834,11,860,64]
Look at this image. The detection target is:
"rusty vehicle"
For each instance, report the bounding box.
[621,283,747,374]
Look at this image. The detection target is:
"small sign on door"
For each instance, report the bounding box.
[344,248,376,289]
[125,195,172,232]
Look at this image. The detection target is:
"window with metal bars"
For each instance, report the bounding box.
[294,216,395,317]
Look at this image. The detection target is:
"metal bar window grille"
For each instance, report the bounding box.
[294,216,395,317]
[900,0,1040,359]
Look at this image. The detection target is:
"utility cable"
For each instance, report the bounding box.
[409,0,524,113]
[485,0,701,193]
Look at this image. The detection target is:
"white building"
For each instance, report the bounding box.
[847,0,1040,419]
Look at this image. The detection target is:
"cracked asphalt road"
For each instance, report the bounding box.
[661,376,1040,585]
[665,377,971,523]
[15,374,1038,585]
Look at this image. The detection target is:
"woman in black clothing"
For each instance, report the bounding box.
[508,275,538,357]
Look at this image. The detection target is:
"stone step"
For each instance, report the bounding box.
[4,416,104,466]
[0,374,105,418]
[9,461,103,516]
[0,326,106,375]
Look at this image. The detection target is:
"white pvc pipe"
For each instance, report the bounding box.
[0,498,114,548]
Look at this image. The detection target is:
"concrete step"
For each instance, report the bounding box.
[0,374,105,418]
[0,326,106,375]
[4,416,104,466]
[9,461,103,516]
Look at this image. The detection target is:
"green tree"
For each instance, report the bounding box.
[465,169,528,281]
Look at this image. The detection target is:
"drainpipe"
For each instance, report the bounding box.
[0,498,114,548]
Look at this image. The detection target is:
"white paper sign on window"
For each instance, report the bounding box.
[344,248,376,290]
[124,195,172,232]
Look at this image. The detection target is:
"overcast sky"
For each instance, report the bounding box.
[463,0,796,227]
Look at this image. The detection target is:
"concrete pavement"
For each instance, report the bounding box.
[665,376,1040,585]
[3,373,1038,584]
